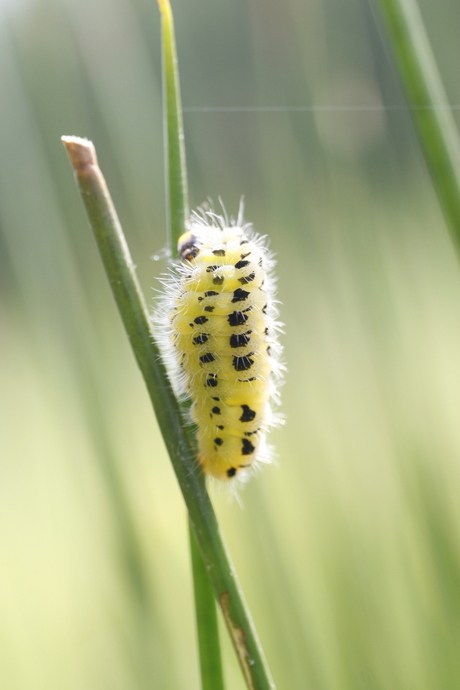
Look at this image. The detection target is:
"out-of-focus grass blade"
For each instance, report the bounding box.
[61,136,276,690]
[375,0,460,245]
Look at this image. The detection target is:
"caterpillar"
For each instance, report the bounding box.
[154,205,283,483]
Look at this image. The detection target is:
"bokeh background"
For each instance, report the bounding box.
[2,0,460,688]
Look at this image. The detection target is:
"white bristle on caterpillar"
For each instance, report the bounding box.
[153,204,284,484]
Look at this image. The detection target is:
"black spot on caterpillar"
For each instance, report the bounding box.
[239,272,256,285]
[242,439,255,455]
[193,333,209,345]
[200,353,216,364]
[228,311,248,326]
[240,404,256,422]
[233,355,254,371]
[229,332,252,349]
[232,288,250,303]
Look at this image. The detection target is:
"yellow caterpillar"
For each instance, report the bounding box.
[155,207,283,483]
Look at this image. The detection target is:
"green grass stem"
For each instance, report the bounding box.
[157,1,226,687]
[189,522,226,690]
[375,0,460,245]
[61,136,276,690]
[158,0,189,251]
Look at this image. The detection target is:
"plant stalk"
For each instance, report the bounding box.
[158,0,189,251]
[375,0,460,244]
[189,521,226,690]
[61,136,276,690]
[157,2,227,688]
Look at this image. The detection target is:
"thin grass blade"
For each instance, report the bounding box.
[375,0,460,244]
[157,2,226,687]
[189,520,226,690]
[158,0,189,252]
[61,136,276,690]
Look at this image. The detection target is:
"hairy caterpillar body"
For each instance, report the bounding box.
[154,208,283,483]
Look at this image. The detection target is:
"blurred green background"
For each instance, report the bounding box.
[2,0,460,688]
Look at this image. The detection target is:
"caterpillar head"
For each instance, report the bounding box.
[178,231,200,262]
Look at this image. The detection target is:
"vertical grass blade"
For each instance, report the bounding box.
[61,136,276,690]
[189,521,226,690]
[158,0,189,250]
[374,0,460,244]
[157,2,225,688]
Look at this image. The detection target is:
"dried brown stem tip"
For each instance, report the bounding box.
[61,136,98,172]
